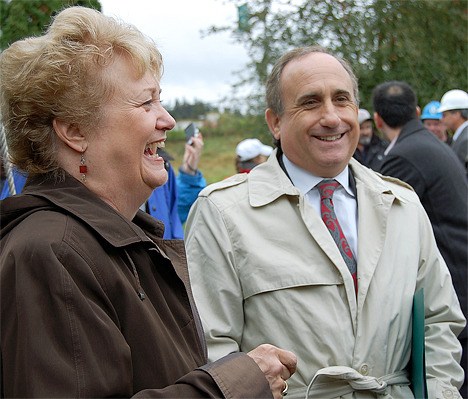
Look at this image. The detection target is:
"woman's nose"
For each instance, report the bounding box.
[158,106,176,131]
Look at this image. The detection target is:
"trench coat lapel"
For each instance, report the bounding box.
[300,195,359,325]
[300,195,353,275]
[353,165,397,310]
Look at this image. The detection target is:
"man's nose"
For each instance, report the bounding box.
[319,101,340,128]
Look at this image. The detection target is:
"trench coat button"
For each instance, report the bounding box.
[359,364,369,375]
[443,389,454,398]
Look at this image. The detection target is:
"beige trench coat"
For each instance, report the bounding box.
[186,153,465,399]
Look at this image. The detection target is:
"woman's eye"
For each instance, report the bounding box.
[142,99,163,107]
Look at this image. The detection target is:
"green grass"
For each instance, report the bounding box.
[164,131,251,184]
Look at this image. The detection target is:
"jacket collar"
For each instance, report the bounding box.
[21,172,165,247]
[396,118,426,143]
[246,149,407,207]
[247,150,300,207]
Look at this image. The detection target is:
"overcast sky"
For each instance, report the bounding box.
[99,0,249,106]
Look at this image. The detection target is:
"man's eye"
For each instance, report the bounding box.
[336,96,350,102]
[303,99,319,107]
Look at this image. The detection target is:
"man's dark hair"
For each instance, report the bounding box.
[372,81,418,128]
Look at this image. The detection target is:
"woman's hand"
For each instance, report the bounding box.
[247,344,297,399]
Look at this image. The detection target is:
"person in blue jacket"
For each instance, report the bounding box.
[145,133,206,239]
[176,132,206,224]
[0,154,27,200]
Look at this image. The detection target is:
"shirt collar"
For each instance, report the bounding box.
[282,154,354,197]
[384,135,398,155]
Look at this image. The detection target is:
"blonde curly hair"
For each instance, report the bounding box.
[0,6,163,178]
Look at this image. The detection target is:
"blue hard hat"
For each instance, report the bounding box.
[421,101,442,120]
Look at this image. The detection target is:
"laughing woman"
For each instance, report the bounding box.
[0,6,296,398]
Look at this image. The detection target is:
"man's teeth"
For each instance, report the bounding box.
[318,134,342,141]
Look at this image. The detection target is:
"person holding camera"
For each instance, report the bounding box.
[177,128,207,224]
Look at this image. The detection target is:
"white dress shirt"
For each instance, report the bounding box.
[282,155,358,260]
[384,135,398,155]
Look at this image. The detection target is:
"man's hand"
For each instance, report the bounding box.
[247,344,297,399]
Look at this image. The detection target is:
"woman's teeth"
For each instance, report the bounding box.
[144,141,165,157]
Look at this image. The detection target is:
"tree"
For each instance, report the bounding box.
[166,99,217,120]
[0,0,102,50]
[207,0,467,111]
[357,0,467,109]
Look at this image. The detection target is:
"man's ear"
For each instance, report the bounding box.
[265,108,281,140]
[53,118,86,152]
[373,112,383,129]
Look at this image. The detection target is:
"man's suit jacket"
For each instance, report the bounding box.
[451,124,468,175]
[379,119,468,336]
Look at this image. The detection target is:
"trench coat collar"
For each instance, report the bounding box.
[247,149,407,207]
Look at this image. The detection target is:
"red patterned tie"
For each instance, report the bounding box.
[317,179,357,291]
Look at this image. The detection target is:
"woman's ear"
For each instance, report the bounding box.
[53,118,87,152]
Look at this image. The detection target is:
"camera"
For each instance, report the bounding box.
[184,123,199,145]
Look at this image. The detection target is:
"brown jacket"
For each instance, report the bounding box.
[0,172,270,398]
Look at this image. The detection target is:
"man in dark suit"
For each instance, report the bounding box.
[438,89,468,175]
[373,80,468,397]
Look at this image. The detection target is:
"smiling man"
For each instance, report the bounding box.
[185,46,465,398]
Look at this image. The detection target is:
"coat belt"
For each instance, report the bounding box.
[305,366,410,398]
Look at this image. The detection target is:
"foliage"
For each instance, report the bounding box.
[356,0,467,109]
[202,112,272,144]
[208,0,467,111]
[0,0,101,50]
[166,99,217,120]
[168,132,245,183]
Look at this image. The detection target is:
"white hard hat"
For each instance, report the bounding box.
[438,89,468,113]
[236,138,273,162]
[358,109,372,125]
